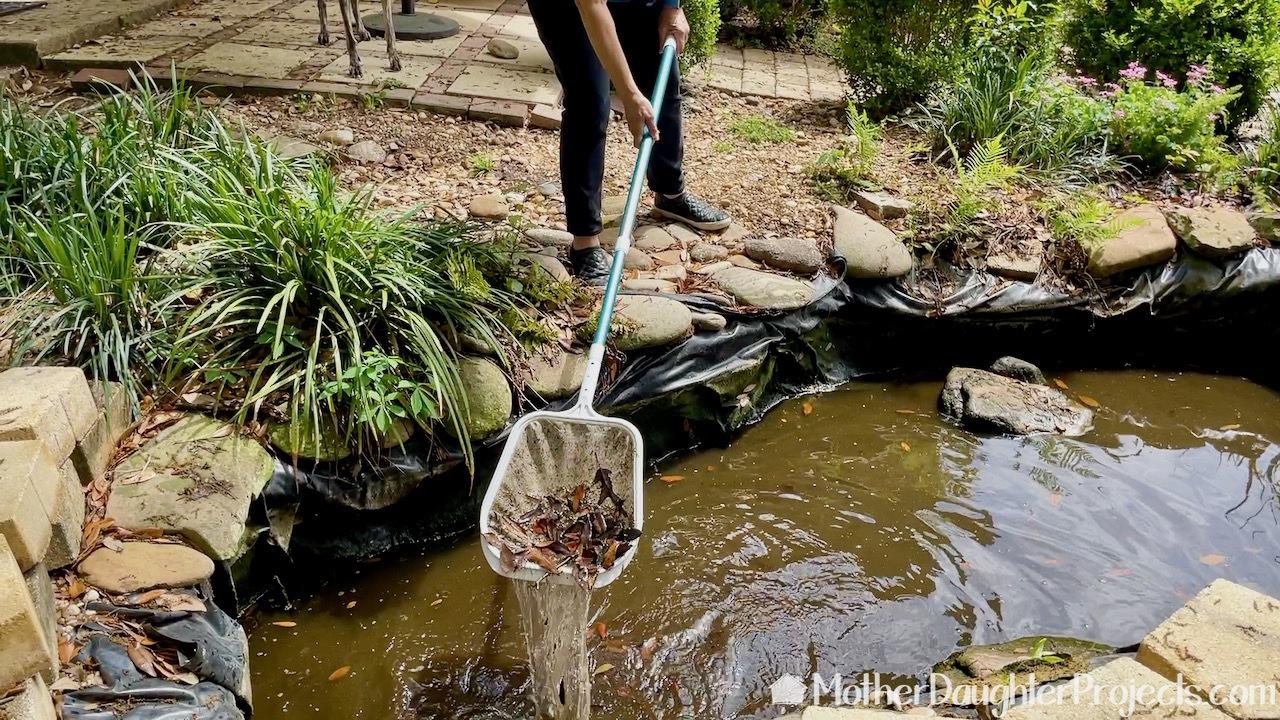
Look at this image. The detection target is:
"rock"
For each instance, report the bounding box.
[690,242,729,262]
[106,415,276,561]
[1248,210,1279,243]
[1166,207,1258,259]
[744,237,824,274]
[611,296,693,351]
[486,38,519,59]
[345,139,387,164]
[0,441,58,572]
[377,418,415,449]
[79,542,215,594]
[665,224,700,245]
[459,332,498,356]
[851,188,914,221]
[802,709,907,719]
[624,248,653,270]
[317,128,354,146]
[469,192,510,220]
[525,350,586,400]
[525,227,574,248]
[655,264,686,282]
[447,358,511,440]
[650,248,683,266]
[990,356,1045,385]
[503,191,524,207]
[22,564,56,683]
[622,279,677,292]
[727,254,759,269]
[831,205,912,279]
[536,181,560,197]
[937,635,1110,685]
[711,266,814,310]
[694,260,732,275]
[0,675,55,720]
[529,253,570,282]
[1088,205,1177,277]
[715,222,748,248]
[269,418,351,461]
[1,537,55,695]
[1136,579,1280,720]
[1004,657,1233,720]
[691,312,727,332]
[939,368,1093,436]
[602,195,626,225]
[633,225,677,252]
[986,248,1041,281]
[262,134,320,160]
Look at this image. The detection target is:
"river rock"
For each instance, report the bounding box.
[692,312,727,332]
[602,195,626,225]
[486,38,519,59]
[939,368,1093,436]
[79,541,215,594]
[529,254,570,282]
[690,242,729,262]
[106,415,276,561]
[613,295,693,351]
[937,636,1111,685]
[525,350,586,400]
[851,188,913,221]
[317,128,354,146]
[469,193,510,220]
[831,205,912,278]
[1248,210,1280,243]
[625,248,654,270]
[655,264,686,282]
[715,222,747,248]
[1165,207,1257,259]
[269,417,351,461]
[633,225,677,252]
[986,247,1041,281]
[711,266,814,310]
[525,227,574,248]
[743,237,824,274]
[666,224,701,245]
[448,357,511,440]
[694,260,732,275]
[727,254,759,269]
[1088,204,1177,277]
[345,139,386,164]
[989,356,1045,385]
[622,278,676,292]
[651,248,684,266]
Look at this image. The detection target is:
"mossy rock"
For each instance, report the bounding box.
[934,636,1113,688]
[445,357,512,440]
[268,418,352,462]
[377,417,415,449]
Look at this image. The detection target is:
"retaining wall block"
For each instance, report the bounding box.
[0,441,58,572]
[0,366,97,462]
[0,675,55,720]
[0,537,56,694]
[43,461,85,570]
[70,381,132,487]
[20,563,57,684]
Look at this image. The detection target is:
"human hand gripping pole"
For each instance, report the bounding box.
[477,37,678,589]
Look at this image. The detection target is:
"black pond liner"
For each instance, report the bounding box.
[236,247,1280,607]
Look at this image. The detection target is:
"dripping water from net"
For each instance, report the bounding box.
[513,580,593,720]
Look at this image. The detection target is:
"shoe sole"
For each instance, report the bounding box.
[651,208,732,232]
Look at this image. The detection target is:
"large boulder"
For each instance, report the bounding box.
[1165,207,1258,259]
[106,416,275,561]
[447,357,512,440]
[711,266,814,310]
[743,237,824,274]
[1088,204,1177,277]
[831,205,912,279]
[939,368,1093,436]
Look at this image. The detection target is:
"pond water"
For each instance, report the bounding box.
[248,370,1280,719]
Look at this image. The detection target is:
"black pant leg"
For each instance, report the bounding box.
[611,2,685,196]
[528,0,611,236]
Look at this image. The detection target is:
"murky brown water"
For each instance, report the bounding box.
[248,370,1280,720]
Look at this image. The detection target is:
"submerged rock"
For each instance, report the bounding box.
[939,368,1093,436]
[743,237,824,274]
[711,266,814,310]
[1087,204,1177,277]
[269,418,351,461]
[934,635,1112,687]
[831,205,912,279]
[990,356,1045,385]
[448,357,512,440]
[1165,207,1257,259]
[107,415,275,561]
[79,541,215,594]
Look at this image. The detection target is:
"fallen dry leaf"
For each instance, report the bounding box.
[595,622,607,639]
[132,589,166,605]
[328,666,351,681]
[58,640,77,665]
[801,402,813,415]
[593,663,614,676]
[1078,395,1101,408]
[660,475,683,484]
[1199,553,1228,566]
[1049,492,1062,508]
[899,441,911,452]
[66,576,87,600]
[1053,378,1069,390]
[430,598,443,606]
[48,677,80,692]
[271,621,297,628]
[346,600,357,609]
[126,644,157,677]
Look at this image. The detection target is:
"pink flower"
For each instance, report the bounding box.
[1113,108,1127,119]
[1208,113,1219,122]
[1075,75,1098,88]
[1211,84,1225,95]
[1119,61,1147,80]
[1187,64,1210,83]
[1099,81,1122,98]
[1156,70,1177,88]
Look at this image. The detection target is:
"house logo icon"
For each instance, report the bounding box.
[770,673,806,705]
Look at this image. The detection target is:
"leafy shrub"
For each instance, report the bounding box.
[1061,0,1280,127]
[720,0,827,43]
[1105,63,1239,172]
[681,0,721,71]
[728,114,796,143]
[1246,98,1280,205]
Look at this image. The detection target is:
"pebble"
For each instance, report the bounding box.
[691,312,727,332]
[624,248,654,270]
[486,38,519,59]
[318,128,354,146]
[690,242,729,262]
[469,193,510,220]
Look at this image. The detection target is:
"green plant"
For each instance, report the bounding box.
[1028,638,1065,665]
[1246,98,1280,205]
[1106,66,1239,172]
[1061,0,1280,128]
[468,152,496,175]
[945,135,1022,233]
[712,140,734,152]
[319,350,436,443]
[807,101,880,199]
[721,0,828,43]
[728,114,796,143]
[681,0,721,71]
[1048,194,1137,254]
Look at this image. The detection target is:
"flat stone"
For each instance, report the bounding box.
[79,541,215,594]
[633,225,678,252]
[317,128,355,146]
[1248,210,1279,243]
[0,537,54,694]
[695,260,733,275]
[1166,207,1258,259]
[666,224,701,245]
[179,43,313,80]
[690,242,729,262]
[469,192,510,220]
[0,366,97,464]
[446,357,512,440]
[1136,579,1280,719]
[940,368,1093,436]
[987,248,1041,281]
[727,254,759,269]
[530,104,562,130]
[832,205,911,279]
[715,222,748,248]
[486,37,519,59]
[1088,205,1177,277]
[651,248,684,267]
[345,140,387,164]
[268,418,351,461]
[612,296,693,351]
[744,237,824,274]
[655,264,687,282]
[44,460,84,569]
[851,189,913,221]
[447,64,560,106]
[529,254,570,282]
[622,279,677,292]
[21,564,56,683]
[990,356,1045,385]
[624,249,654,270]
[526,227,573,248]
[525,350,586,400]
[0,441,59,572]
[692,312,728,332]
[106,415,275,561]
[1004,657,1233,720]
[712,266,814,310]
[0,675,54,720]
[317,50,442,88]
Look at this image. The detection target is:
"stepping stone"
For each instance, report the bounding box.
[624,248,654,270]
[987,250,1040,281]
[666,224,701,245]
[446,357,512,440]
[831,205,911,279]
[692,312,727,332]
[612,296,693,351]
[744,237,824,274]
[526,227,573,248]
[345,140,387,164]
[106,416,275,562]
[1166,207,1258,260]
[469,192,510,220]
[851,188,913,221]
[633,225,678,252]
[711,266,814,310]
[1088,205,1177,277]
[690,242,729,262]
[1004,657,1232,719]
[525,350,586,400]
[1136,579,1280,719]
[622,279,676,292]
[79,541,215,594]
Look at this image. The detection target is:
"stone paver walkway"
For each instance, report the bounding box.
[35,0,845,124]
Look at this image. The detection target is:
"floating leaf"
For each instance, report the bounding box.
[1108,567,1133,577]
[802,402,813,416]
[1053,378,1069,390]
[346,601,357,609]
[328,666,351,681]
[431,598,443,606]
[1199,553,1228,566]
[895,409,914,415]
[899,441,911,452]
[593,663,614,676]
[271,621,297,628]
[1221,423,1241,431]
[660,475,683,484]
[1078,395,1100,408]
[596,622,608,639]
[1049,492,1062,508]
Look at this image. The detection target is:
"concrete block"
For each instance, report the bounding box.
[1005,657,1232,719]
[69,381,132,487]
[1137,579,1280,719]
[0,675,55,720]
[802,709,903,719]
[0,538,55,694]
[20,565,57,684]
[0,442,58,572]
[0,367,97,462]
[42,461,84,570]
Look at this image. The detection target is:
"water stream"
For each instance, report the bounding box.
[248,369,1280,719]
